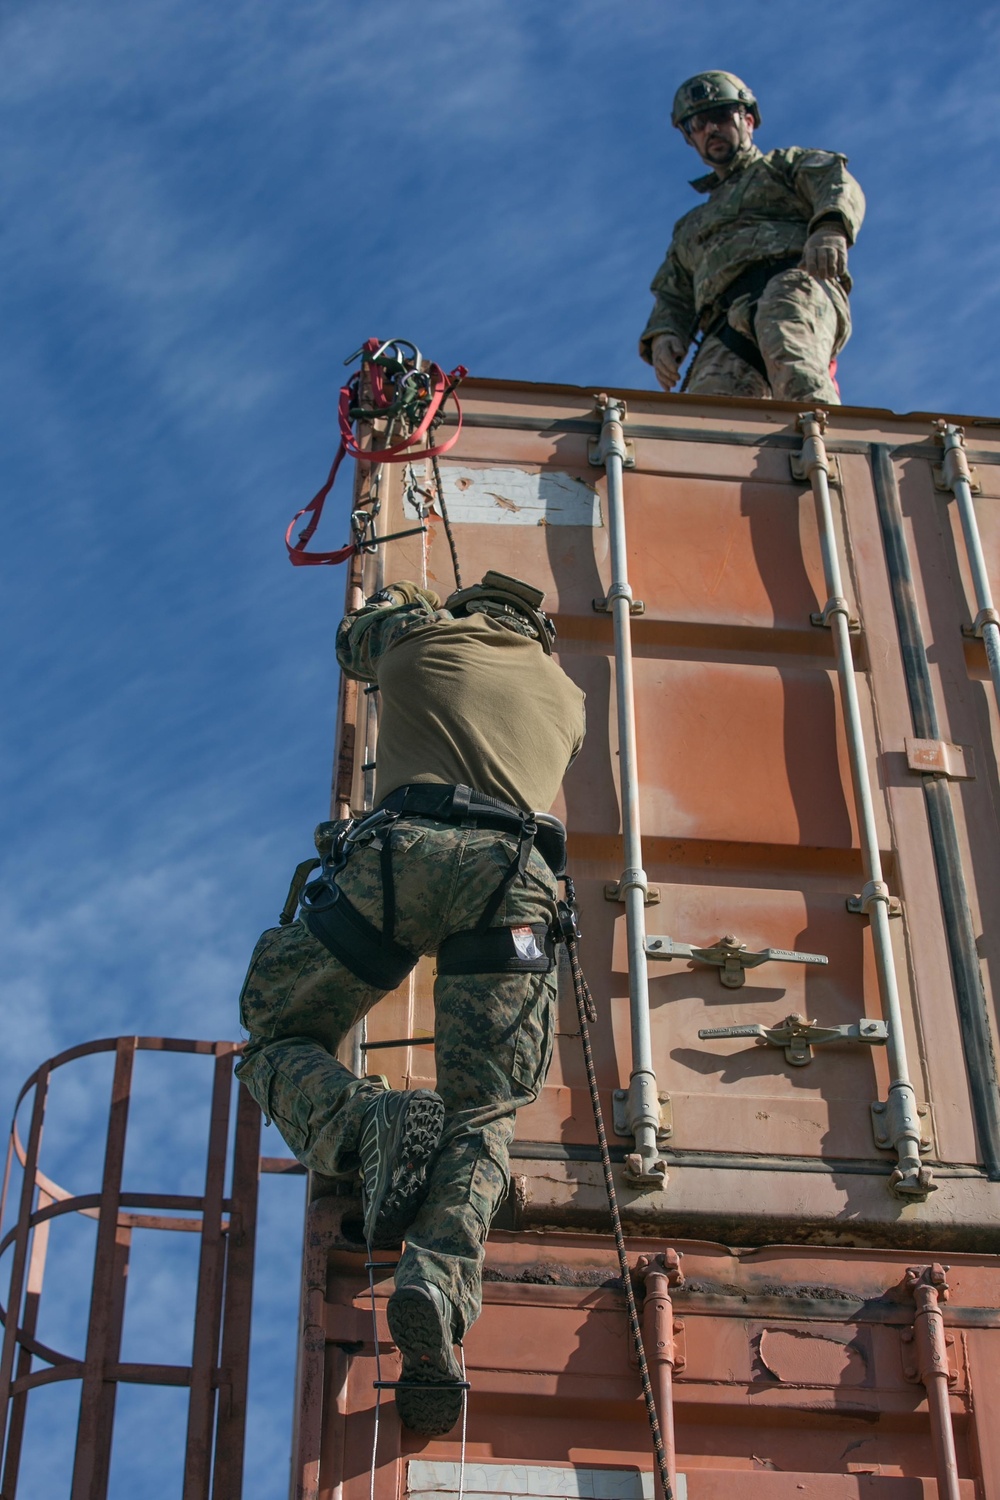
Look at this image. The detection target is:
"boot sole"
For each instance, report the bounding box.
[363,1092,445,1247]
[387,1287,465,1436]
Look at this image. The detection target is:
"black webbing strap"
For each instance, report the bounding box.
[474,818,537,935]
[438,921,555,976]
[714,321,768,378]
[301,887,417,992]
[703,253,802,381]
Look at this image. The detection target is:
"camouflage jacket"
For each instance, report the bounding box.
[336,590,443,683]
[639,143,865,360]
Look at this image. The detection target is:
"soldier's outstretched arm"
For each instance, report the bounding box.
[786,148,866,282]
[639,244,696,373]
[335,581,443,682]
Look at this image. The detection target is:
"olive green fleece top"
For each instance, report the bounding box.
[336,599,586,812]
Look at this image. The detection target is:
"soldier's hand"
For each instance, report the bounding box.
[369,580,442,609]
[650,333,688,392]
[803,226,848,281]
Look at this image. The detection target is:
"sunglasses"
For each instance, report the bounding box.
[684,103,744,134]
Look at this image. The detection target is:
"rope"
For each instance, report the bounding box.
[431,451,463,591]
[366,1243,383,1500]
[563,882,673,1500]
[457,1345,468,1500]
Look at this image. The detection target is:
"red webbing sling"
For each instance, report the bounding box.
[286,338,467,567]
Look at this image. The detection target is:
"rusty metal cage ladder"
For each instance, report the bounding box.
[590,396,667,1189]
[794,413,933,1199]
[0,1036,284,1500]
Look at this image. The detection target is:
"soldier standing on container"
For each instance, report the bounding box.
[639,71,865,402]
[236,573,585,1437]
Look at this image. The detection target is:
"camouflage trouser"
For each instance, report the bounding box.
[687,268,850,404]
[235,818,559,1338]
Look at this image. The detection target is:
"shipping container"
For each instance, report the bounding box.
[3,379,1000,1498]
[303,379,1000,1498]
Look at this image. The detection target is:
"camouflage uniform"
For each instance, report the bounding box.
[236,591,583,1338]
[639,144,865,402]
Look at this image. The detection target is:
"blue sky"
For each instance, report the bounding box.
[2,0,999,1492]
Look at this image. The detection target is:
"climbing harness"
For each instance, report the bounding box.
[296,786,567,991]
[680,256,842,395]
[285,337,467,586]
[558,877,675,1500]
[702,254,801,379]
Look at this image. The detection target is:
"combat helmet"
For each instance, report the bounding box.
[445,570,556,653]
[671,71,760,131]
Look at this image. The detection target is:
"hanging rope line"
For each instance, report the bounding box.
[430,451,462,590]
[286,337,467,569]
[561,877,674,1500]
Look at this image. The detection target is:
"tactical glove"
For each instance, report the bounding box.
[649,332,688,392]
[803,225,848,281]
[370,580,442,609]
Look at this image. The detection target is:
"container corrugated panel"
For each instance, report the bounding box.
[335,380,1000,1246]
[306,382,1000,1498]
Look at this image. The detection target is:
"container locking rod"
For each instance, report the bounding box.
[794,412,933,1199]
[934,422,1000,719]
[590,395,665,1190]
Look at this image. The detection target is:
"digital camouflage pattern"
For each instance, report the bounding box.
[335,590,444,683]
[685,266,846,403]
[639,142,865,397]
[236,818,559,1337]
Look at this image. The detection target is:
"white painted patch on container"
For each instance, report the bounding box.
[408,1462,686,1500]
[434,466,602,527]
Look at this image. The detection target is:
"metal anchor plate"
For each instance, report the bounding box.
[698,1012,888,1066]
[645,933,828,989]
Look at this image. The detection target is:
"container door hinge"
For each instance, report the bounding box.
[962,606,1000,640]
[905,737,975,780]
[588,437,636,467]
[699,1012,888,1066]
[900,1325,958,1385]
[588,397,636,470]
[846,881,902,918]
[628,1318,686,1373]
[810,596,861,632]
[872,1097,933,1155]
[613,1088,672,1142]
[593,595,645,615]
[645,933,828,989]
[899,1263,958,1385]
[933,461,981,495]
[605,880,660,905]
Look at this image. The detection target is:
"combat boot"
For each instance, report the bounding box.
[387,1282,465,1436]
[358,1088,445,1247]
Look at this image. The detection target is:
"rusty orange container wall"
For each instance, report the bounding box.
[302,382,1000,1498]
